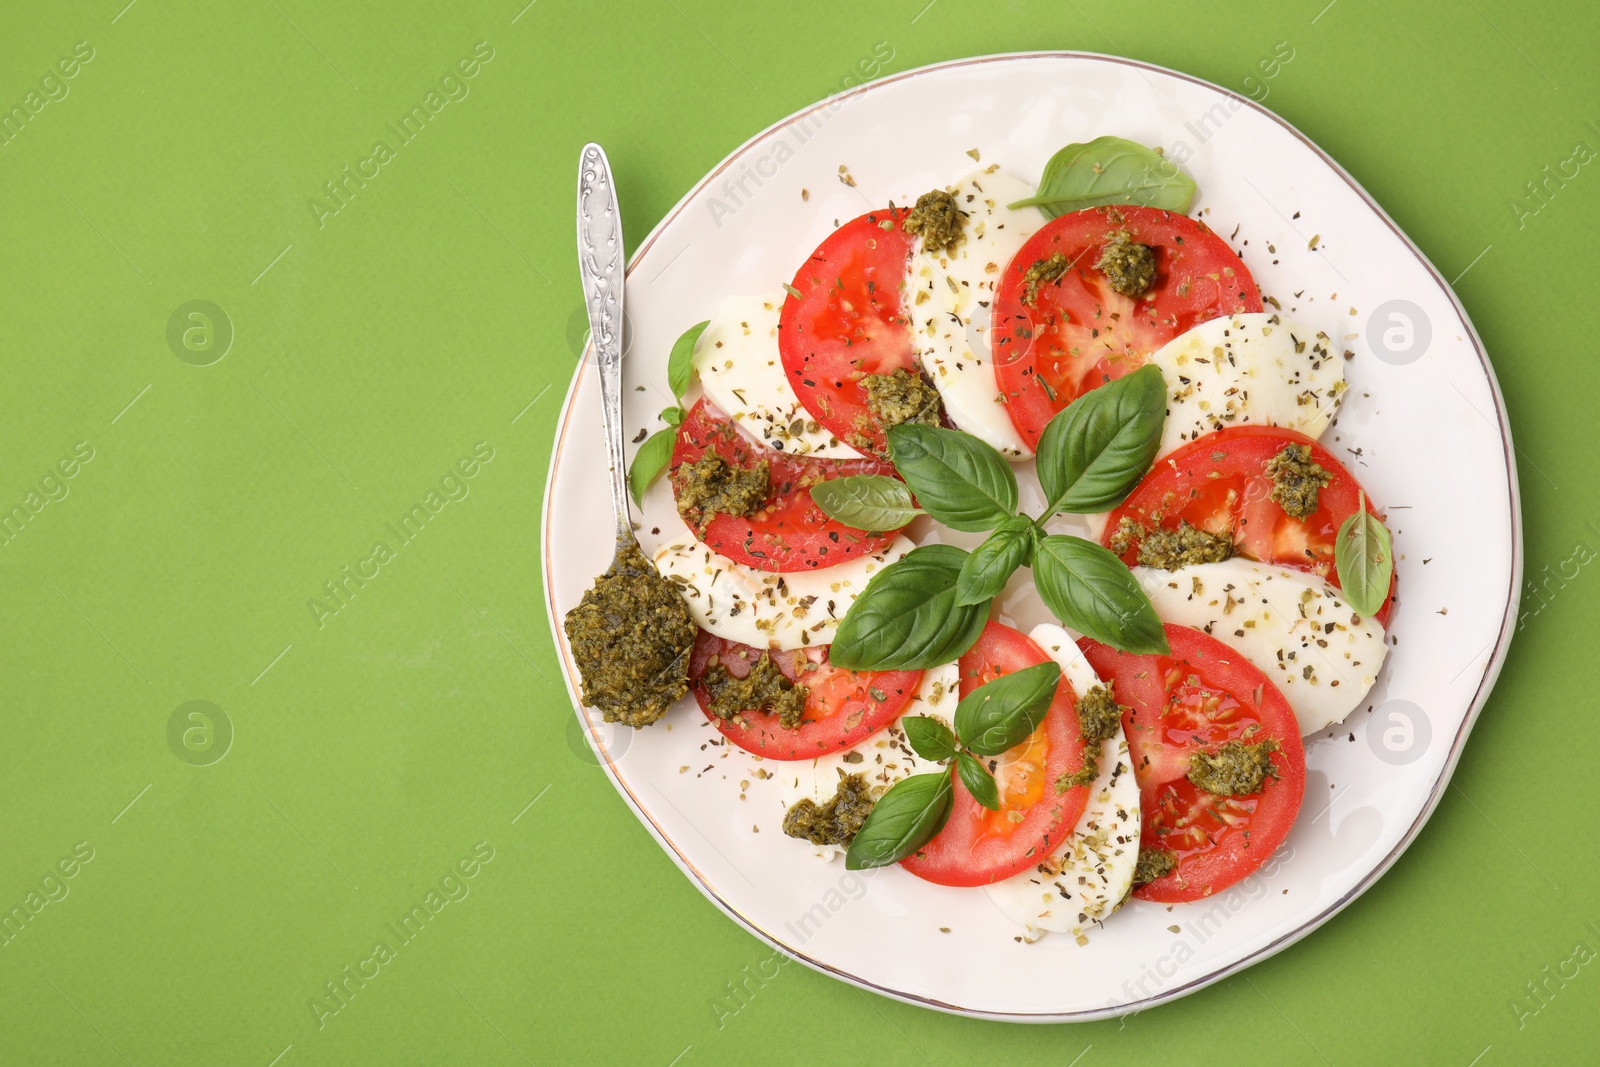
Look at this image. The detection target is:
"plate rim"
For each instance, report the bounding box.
[540,48,1524,1022]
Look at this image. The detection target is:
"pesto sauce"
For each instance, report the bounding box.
[1054,683,1126,793]
[1132,847,1177,886]
[901,188,965,255]
[702,652,808,729]
[1094,230,1157,298]
[1264,443,1332,519]
[1187,738,1281,796]
[783,770,875,845]
[672,450,770,532]
[1113,518,1233,570]
[860,367,944,436]
[1022,252,1069,307]
[561,539,696,728]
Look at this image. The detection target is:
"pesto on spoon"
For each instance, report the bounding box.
[562,143,693,729]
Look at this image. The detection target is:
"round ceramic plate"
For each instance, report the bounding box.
[541,52,1521,1021]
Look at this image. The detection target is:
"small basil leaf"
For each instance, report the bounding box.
[660,405,686,427]
[666,320,709,401]
[886,424,1018,532]
[844,771,954,871]
[1008,136,1197,218]
[902,715,957,762]
[830,544,990,671]
[1335,496,1394,618]
[1034,535,1169,654]
[954,660,1061,757]
[809,474,923,532]
[1036,364,1166,515]
[956,751,1000,811]
[627,426,675,507]
[954,517,1035,606]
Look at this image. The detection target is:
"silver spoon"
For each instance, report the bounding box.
[575,141,632,550]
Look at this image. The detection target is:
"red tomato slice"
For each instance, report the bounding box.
[778,207,916,457]
[992,206,1263,449]
[670,399,904,572]
[1080,625,1305,903]
[1102,425,1396,626]
[688,631,921,760]
[899,621,1091,888]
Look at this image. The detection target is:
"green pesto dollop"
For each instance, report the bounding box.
[860,367,944,436]
[783,770,875,845]
[1055,744,1101,793]
[562,538,696,728]
[1055,683,1126,793]
[1132,847,1177,887]
[1112,517,1233,570]
[1094,230,1157,298]
[902,188,965,255]
[1022,251,1069,307]
[1187,738,1281,796]
[1264,443,1332,519]
[702,651,808,729]
[672,450,769,533]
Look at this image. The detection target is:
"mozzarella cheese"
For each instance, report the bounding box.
[651,534,913,652]
[985,624,1141,941]
[1134,559,1388,735]
[691,292,863,459]
[777,662,958,859]
[906,169,1042,459]
[1149,312,1346,460]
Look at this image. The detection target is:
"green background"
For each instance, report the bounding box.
[1,0,1593,1063]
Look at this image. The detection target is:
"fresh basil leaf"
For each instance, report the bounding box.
[886,424,1018,532]
[956,751,1000,811]
[1335,495,1394,618]
[1033,535,1169,654]
[830,544,990,671]
[809,474,923,532]
[627,426,675,507]
[660,405,686,427]
[666,320,709,401]
[844,771,953,871]
[1036,364,1166,515]
[954,517,1036,606]
[1008,136,1197,218]
[954,660,1062,756]
[902,715,957,762]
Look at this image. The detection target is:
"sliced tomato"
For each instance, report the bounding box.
[778,207,916,456]
[899,622,1091,888]
[670,399,904,572]
[1102,425,1396,626]
[1080,625,1305,903]
[992,206,1263,449]
[688,631,921,760]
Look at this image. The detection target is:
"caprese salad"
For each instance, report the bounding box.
[564,135,1396,943]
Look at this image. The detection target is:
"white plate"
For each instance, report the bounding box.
[541,52,1521,1021]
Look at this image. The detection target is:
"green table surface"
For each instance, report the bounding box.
[2,0,1595,1063]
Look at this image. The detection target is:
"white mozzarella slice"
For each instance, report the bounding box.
[985,624,1141,941]
[1134,559,1388,735]
[651,534,913,652]
[692,292,863,459]
[906,169,1042,459]
[1150,313,1346,460]
[777,662,958,859]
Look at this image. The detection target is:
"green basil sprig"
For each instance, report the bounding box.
[627,320,707,506]
[956,752,1000,811]
[955,516,1037,606]
[845,771,953,871]
[1335,494,1394,618]
[886,424,1018,532]
[809,474,924,532]
[1036,364,1167,516]
[953,660,1061,756]
[1008,136,1196,218]
[829,544,990,671]
[1034,535,1169,654]
[902,715,958,762]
